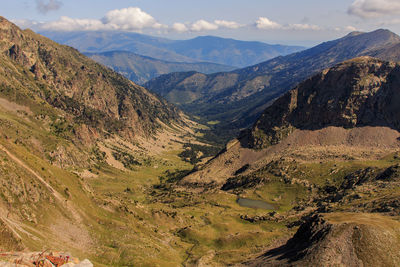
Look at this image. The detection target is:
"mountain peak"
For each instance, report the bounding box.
[341,28,400,49]
[369,28,400,40]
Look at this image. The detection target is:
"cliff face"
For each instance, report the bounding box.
[0,16,181,143]
[248,57,400,148]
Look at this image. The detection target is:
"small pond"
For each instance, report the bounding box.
[236,198,275,210]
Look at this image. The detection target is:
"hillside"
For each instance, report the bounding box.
[0,16,205,266]
[85,50,236,84]
[181,57,400,187]
[367,42,400,62]
[175,57,400,266]
[145,29,400,141]
[245,213,400,267]
[40,31,305,67]
[0,17,183,142]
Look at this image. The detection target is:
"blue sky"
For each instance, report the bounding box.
[3,0,400,46]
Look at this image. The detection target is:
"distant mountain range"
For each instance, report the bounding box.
[40,31,306,67]
[144,29,400,141]
[85,51,236,84]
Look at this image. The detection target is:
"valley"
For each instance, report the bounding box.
[1,7,400,267]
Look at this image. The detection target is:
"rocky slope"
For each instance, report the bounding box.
[41,31,305,67]
[0,16,201,265]
[248,56,400,148]
[0,16,182,143]
[244,213,400,267]
[85,50,236,84]
[145,29,400,138]
[181,57,400,187]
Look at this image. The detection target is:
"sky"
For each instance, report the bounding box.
[3,0,400,46]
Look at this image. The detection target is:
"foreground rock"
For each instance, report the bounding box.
[244,212,400,267]
[0,251,92,267]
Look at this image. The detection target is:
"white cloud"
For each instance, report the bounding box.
[255,17,321,31]
[102,7,166,31]
[170,20,242,33]
[172,22,188,33]
[21,7,167,32]
[36,0,62,14]
[348,0,400,18]
[14,7,325,35]
[255,17,282,30]
[40,16,107,31]
[333,25,358,32]
[344,25,358,32]
[190,20,218,32]
[286,23,321,31]
[214,20,242,29]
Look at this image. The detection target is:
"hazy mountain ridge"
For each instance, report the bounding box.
[85,50,236,84]
[145,29,400,138]
[160,35,305,67]
[40,31,305,67]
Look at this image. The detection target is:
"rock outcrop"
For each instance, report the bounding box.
[245,213,400,267]
[247,57,400,148]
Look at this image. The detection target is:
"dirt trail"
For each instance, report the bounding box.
[0,144,82,223]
